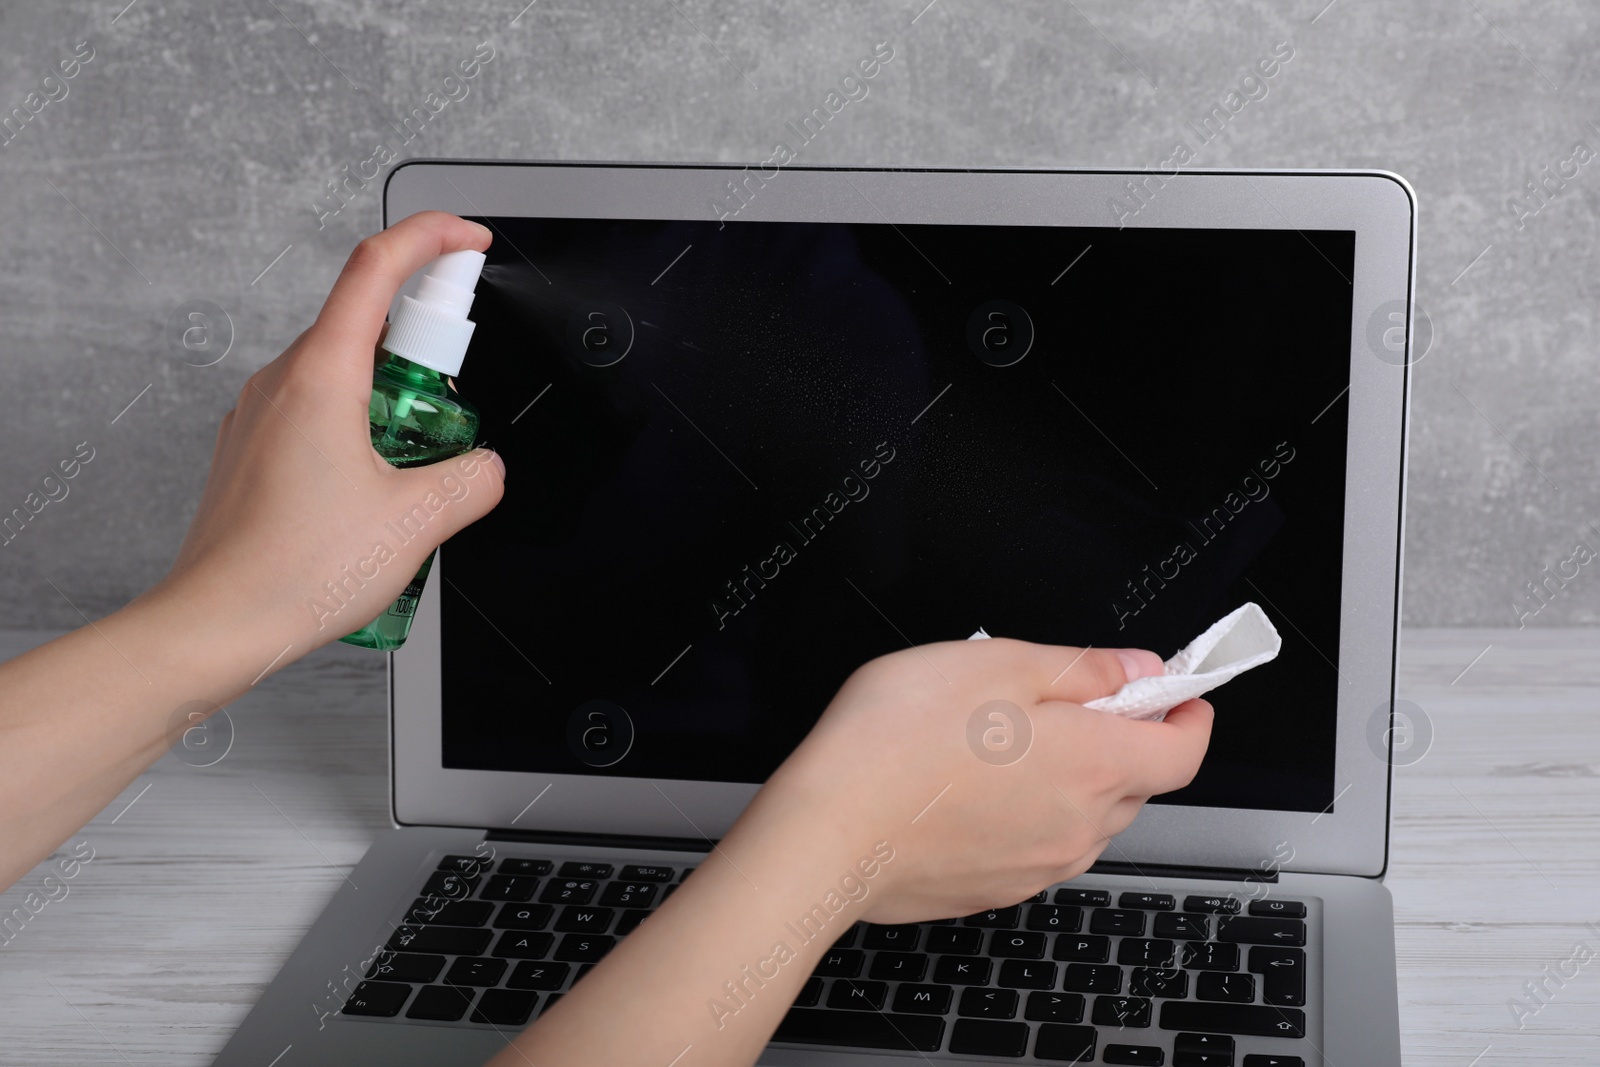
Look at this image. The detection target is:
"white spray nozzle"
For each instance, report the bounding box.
[413,249,486,316]
[383,249,487,377]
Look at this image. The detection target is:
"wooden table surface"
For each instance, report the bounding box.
[1,627,1597,1065]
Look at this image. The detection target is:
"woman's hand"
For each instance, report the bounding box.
[155,210,505,655]
[761,637,1213,923]
[502,637,1210,1067]
[0,211,507,892]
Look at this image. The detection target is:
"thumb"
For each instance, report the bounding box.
[1123,698,1215,797]
[387,448,506,549]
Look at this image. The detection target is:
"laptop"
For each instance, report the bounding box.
[214,162,1413,1066]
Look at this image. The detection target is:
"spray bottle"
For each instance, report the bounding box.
[341,249,485,650]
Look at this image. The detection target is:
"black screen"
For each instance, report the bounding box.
[438,214,1353,814]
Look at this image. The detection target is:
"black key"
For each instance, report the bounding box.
[492,930,553,959]
[499,858,553,876]
[949,1019,1030,1057]
[862,923,921,950]
[1118,938,1176,967]
[554,906,614,933]
[1184,894,1241,914]
[964,905,1021,928]
[445,956,507,987]
[421,871,479,900]
[772,1008,943,1052]
[933,955,992,985]
[1034,1022,1097,1061]
[813,949,864,978]
[1105,1044,1165,1065]
[480,875,538,902]
[558,861,612,878]
[793,976,823,1007]
[553,934,614,963]
[1055,888,1111,907]
[1216,916,1306,947]
[405,898,494,927]
[539,880,597,905]
[678,866,696,881]
[1053,934,1111,962]
[1197,971,1256,1002]
[1062,963,1121,994]
[867,951,928,982]
[341,980,411,1017]
[1027,904,1082,932]
[958,987,1018,1019]
[387,925,492,955]
[925,926,983,955]
[1129,967,1188,999]
[990,930,1048,959]
[1249,946,1307,1006]
[831,924,862,948]
[1093,995,1152,1028]
[1090,909,1146,936]
[1025,990,1084,1023]
[599,882,657,908]
[1120,892,1175,910]
[619,864,675,881]
[1175,1032,1234,1055]
[1175,1052,1232,1066]
[507,960,570,990]
[495,903,553,930]
[439,854,495,877]
[827,979,887,1011]
[472,988,538,1026]
[615,909,651,935]
[1243,1057,1306,1067]
[1180,941,1240,971]
[998,959,1058,989]
[1249,899,1307,918]
[1161,1002,1306,1038]
[927,917,958,925]
[659,883,680,902]
[892,983,951,1014]
[576,964,596,981]
[1154,913,1209,940]
[406,983,475,1020]
[1027,890,1049,903]
[367,951,444,984]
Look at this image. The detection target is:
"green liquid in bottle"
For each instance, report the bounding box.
[341,353,479,650]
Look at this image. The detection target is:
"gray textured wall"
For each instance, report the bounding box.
[1,0,1596,628]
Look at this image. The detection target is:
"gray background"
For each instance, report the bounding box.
[1,0,1596,628]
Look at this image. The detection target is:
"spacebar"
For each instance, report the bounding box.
[1159,1001,1306,1038]
[773,1009,945,1051]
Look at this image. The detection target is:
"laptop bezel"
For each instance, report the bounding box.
[383,160,1412,879]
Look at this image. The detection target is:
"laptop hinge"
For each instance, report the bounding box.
[1086,859,1277,884]
[485,827,715,853]
[480,831,1278,883]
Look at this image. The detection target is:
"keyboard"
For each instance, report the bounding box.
[341,851,1319,1065]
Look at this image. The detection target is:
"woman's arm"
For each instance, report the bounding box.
[498,639,1212,1066]
[0,212,505,891]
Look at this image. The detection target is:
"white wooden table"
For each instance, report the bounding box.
[1,628,1597,1065]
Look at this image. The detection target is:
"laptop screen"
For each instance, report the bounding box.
[437,216,1354,815]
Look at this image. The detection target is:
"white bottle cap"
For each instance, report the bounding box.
[382,249,486,376]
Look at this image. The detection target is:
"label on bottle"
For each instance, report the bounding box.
[388,578,425,617]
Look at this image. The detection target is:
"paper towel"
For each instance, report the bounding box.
[967,602,1282,722]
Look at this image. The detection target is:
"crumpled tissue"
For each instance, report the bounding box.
[968,602,1282,722]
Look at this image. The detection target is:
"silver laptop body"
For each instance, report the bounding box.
[213,162,1413,1066]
